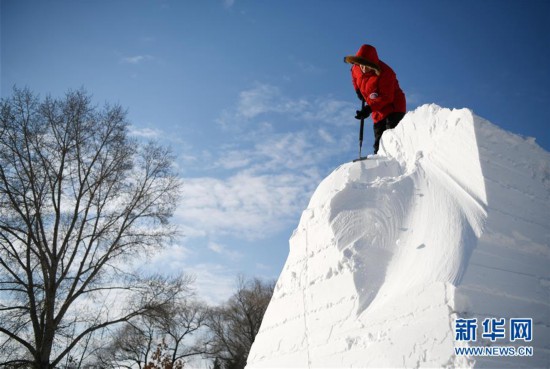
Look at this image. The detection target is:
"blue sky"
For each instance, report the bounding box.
[2,0,549,302]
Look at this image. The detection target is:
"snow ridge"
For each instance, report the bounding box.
[246,104,550,368]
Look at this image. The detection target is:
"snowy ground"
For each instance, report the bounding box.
[246,104,550,368]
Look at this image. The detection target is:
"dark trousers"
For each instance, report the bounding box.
[373,112,405,154]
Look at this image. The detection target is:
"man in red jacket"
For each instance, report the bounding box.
[345,44,406,154]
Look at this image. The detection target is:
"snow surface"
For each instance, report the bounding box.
[246,104,550,368]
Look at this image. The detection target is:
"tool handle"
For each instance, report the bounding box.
[359,100,365,146]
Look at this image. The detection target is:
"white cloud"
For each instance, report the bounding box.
[120,54,156,64]
[299,97,357,126]
[208,242,244,261]
[129,126,163,138]
[181,263,237,304]
[213,131,313,172]
[142,246,238,304]
[250,131,318,171]
[148,244,192,270]
[235,83,310,120]
[214,128,353,176]
[176,170,317,240]
[215,150,252,170]
[318,128,335,143]
[236,84,282,119]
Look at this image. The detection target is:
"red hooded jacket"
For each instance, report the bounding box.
[351,45,406,123]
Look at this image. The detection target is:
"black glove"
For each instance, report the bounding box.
[355,105,372,120]
[355,89,365,102]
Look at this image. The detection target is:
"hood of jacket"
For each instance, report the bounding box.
[344,44,381,75]
[356,44,380,65]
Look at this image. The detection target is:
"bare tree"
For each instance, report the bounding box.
[159,300,213,366]
[96,299,212,369]
[208,277,275,369]
[95,316,158,369]
[0,88,183,368]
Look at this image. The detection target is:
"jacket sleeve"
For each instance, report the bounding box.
[359,69,396,112]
